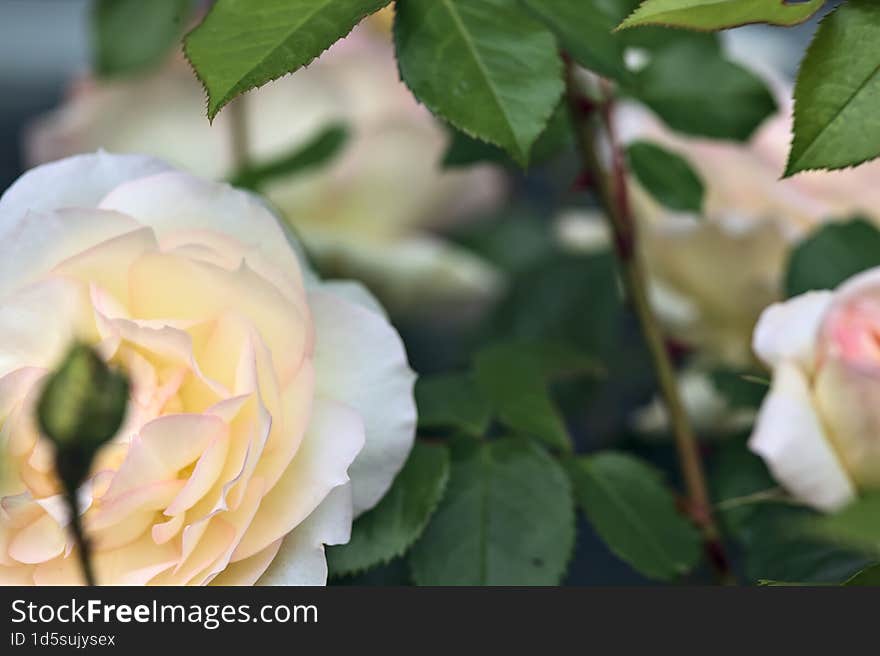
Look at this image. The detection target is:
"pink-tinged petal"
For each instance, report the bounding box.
[210,538,282,586]
[90,510,155,552]
[309,288,416,515]
[152,513,185,545]
[830,266,880,308]
[9,512,66,564]
[94,316,229,410]
[257,484,353,586]
[92,532,178,586]
[753,291,833,375]
[164,432,230,517]
[196,478,266,584]
[103,414,226,501]
[232,399,363,561]
[155,519,235,586]
[0,152,170,219]
[253,360,314,492]
[89,480,185,531]
[1,493,42,528]
[750,361,855,511]
[98,171,306,294]
[0,367,46,418]
[181,395,264,525]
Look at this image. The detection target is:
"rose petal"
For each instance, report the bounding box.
[749,361,855,511]
[98,171,307,295]
[753,291,833,374]
[0,277,95,377]
[309,288,416,515]
[209,538,282,586]
[232,399,363,561]
[0,151,170,223]
[257,483,353,586]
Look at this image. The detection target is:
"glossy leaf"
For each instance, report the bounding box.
[619,0,825,31]
[409,438,575,585]
[627,141,704,213]
[415,373,492,437]
[395,0,564,165]
[785,219,880,297]
[185,0,391,119]
[521,0,637,83]
[787,1,880,175]
[474,343,572,451]
[631,40,776,141]
[327,442,451,577]
[229,124,349,190]
[569,452,701,580]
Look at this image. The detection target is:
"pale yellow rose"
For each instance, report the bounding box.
[617,98,880,366]
[747,267,880,511]
[25,26,504,315]
[0,152,416,585]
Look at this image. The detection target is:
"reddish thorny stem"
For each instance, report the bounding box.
[563,58,734,583]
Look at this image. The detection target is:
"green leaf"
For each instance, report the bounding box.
[185,0,391,119]
[568,452,701,580]
[619,0,825,31]
[786,1,880,175]
[627,141,704,213]
[813,493,880,555]
[785,219,880,297]
[474,343,572,451]
[415,373,492,437]
[631,40,776,141]
[409,438,575,585]
[487,252,623,357]
[327,442,451,577]
[443,101,574,169]
[520,0,636,83]
[709,369,768,410]
[229,123,349,190]
[395,0,564,165]
[844,563,880,586]
[712,438,871,584]
[93,0,191,77]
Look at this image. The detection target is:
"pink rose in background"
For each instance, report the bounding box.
[25,24,504,316]
[0,153,416,585]
[749,267,880,511]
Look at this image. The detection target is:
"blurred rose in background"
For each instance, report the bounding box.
[619,93,880,368]
[25,17,505,318]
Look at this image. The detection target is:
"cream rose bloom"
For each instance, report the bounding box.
[0,152,416,585]
[617,99,880,366]
[25,26,503,315]
[746,268,880,512]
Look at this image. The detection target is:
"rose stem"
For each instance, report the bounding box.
[563,59,734,584]
[65,488,96,586]
[229,95,251,173]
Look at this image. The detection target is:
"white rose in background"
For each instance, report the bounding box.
[747,268,880,511]
[617,97,880,367]
[0,152,416,585]
[25,24,504,315]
